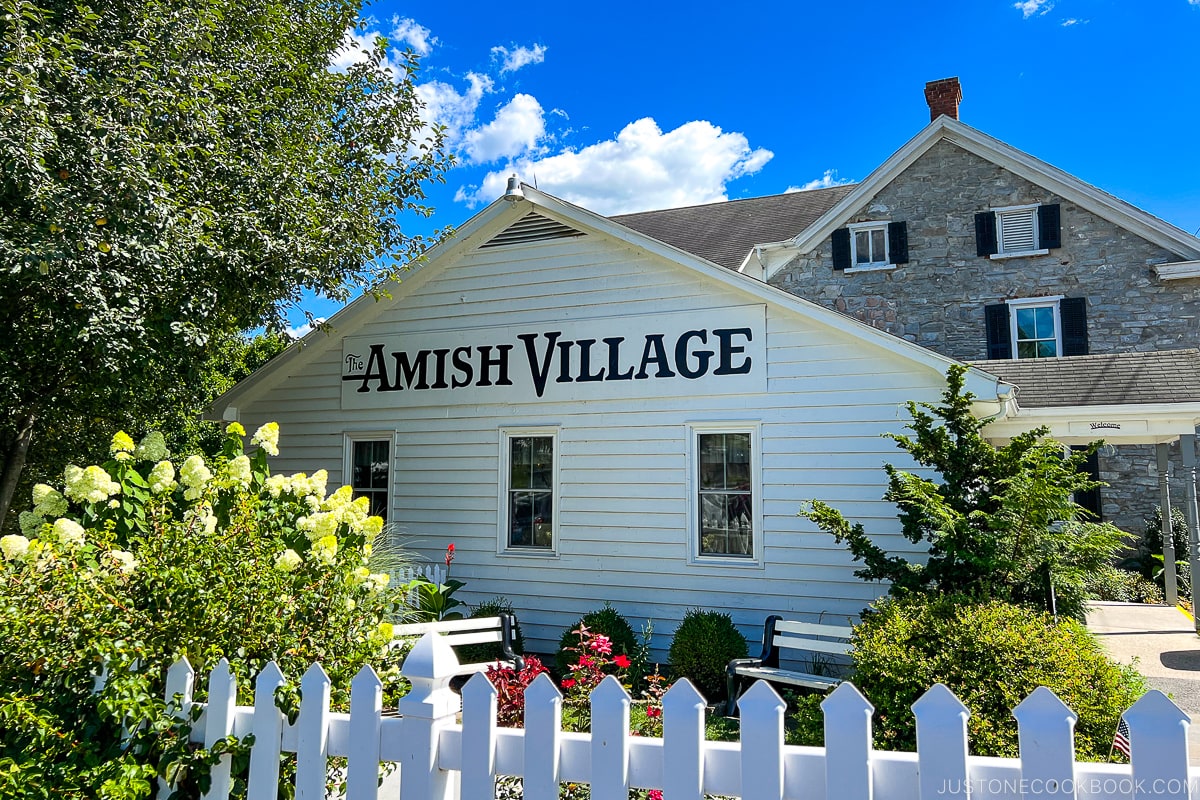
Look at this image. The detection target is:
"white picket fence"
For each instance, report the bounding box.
[162,632,1196,800]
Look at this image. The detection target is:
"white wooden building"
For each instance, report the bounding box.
[210,183,1014,655]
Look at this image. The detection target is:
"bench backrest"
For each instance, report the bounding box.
[772,620,853,656]
[392,616,504,649]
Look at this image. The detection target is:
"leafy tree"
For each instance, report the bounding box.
[801,365,1127,620]
[0,0,451,526]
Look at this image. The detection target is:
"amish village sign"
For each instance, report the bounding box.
[340,306,767,408]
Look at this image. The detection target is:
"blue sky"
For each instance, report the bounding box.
[295,0,1200,331]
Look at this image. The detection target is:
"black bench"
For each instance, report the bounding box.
[725,614,852,715]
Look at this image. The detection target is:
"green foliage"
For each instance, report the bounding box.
[1121,507,1192,600]
[456,597,526,666]
[0,424,409,798]
[1083,566,1164,604]
[0,0,451,527]
[667,609,748,702]
[801,365,1128,620]
[556,603,638,675]
[849,595,1146,759]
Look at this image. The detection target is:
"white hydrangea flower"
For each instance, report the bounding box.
[311,534,338,565]
[307,470,328,501]
[300,511,339,542]
[134,431,170,462]
[251,422,279,456]
[108,549,138,574]
[346,565,370,587]
[179,455,212,501]
[32,484,67,517]
[18,511,46,537]
[361,516,384,537]
[227,455,252,488]
[1,534,30,560]
[64,465,120,505]
[367,572,390,593]
[275,549,302,573]
[148,461,177,494]
[264,474,291,498]
[321,485,353,512]
[52,518,86,548]
[110,431,136,461]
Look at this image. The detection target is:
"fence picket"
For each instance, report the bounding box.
[159,658,196,799]
[200,659,237,800]
[823,682,874,800]
[913,683,970,800]
[1013,687,1077,800]
[295,663,332,800]
[247,661,286,800]
[738,680,786,800]
[1125,690,1190,800]
[347,665,383,800]
[591,676,632,800]
[662,679,706,800]
[461,673,499,800]
[524,672,563,800]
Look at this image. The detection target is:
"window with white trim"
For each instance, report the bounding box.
[1009,297,1061,359]
[346,435,391,520]
[996,205,1039,255]
[501,429,557,551]
[693,427,758,560]
[850,222,889,267]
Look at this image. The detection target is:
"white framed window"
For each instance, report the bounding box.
[499,428,559,554]
[344,432,393,521]
[848,221,890,267]
[1007,296,1063,359]
[994,204,1042,256]
[688,423,762,566]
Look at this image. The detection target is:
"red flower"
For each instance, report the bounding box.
[646,706,662,718]
[445,543,455,567]
[561,678,576,689]
[576,655,593,668]
[588,635,613,655]
[649,790,663,800]
[613,654,631,669]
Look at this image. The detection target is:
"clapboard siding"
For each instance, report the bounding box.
[238,231,962,659]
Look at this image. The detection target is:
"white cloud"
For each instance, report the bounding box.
[463,94,546,163]
[455,118,773,215]
[288,318,325,339]
[1060,17,1087,25]
[785,170,853,193]
[491,44,548,74]
[390,17,437,56]
[1014,0,1053,18]
[414,72,494,149]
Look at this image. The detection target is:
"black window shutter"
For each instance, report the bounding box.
[831,228,851,270]
[888,221,909,265]
[1071,445,1103,521]
[1060,297,1088,356]
[975,212,997,257]
[1038,204,1061,249]
[984,304,1012,359]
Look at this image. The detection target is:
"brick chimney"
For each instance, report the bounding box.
[924,77,962,121]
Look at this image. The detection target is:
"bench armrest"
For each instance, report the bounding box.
[499,613,526,672]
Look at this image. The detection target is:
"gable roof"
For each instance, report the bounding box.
[208,183,1009,418]
[971,350,1200,409]
[772,116,1200,274]
[611,185,855,270]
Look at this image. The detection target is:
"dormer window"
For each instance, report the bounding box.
[975,203,1061,258]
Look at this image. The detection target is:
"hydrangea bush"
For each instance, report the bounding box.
[0,423,409,799]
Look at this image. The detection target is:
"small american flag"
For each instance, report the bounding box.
[1112,716,1131,758]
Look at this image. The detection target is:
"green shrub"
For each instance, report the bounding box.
[556,603,638,674]
[667,609,748,702]
[0,424,408,799]
[850,595,1146,759]
[1083,566,1164,604]
[455,596,526,666]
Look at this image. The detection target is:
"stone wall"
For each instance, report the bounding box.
[769,138,1200,535]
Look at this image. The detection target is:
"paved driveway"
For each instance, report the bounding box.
[1086,601,1200,763]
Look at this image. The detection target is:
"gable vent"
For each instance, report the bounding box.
[481,213,586,248]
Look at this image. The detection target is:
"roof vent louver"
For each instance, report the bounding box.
[481,213,585,248]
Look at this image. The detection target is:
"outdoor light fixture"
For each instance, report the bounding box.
[502,174,524,203]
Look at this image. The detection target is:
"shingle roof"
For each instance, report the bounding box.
[970,350,1200,408]
[610,185,857,270]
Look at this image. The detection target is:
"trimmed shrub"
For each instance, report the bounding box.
[556,603,638,674]
[455,596,526,666]
[667,609,748,702]
[1083,566,1164,604]
[851,595,1146,759]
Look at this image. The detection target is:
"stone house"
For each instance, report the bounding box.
[616,78,1200,536]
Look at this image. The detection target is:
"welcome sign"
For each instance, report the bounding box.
[340,305,767,408]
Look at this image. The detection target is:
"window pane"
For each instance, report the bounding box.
[508,435,554,549]
[532,491,553,547]
[1017,340,1038,359]
[370,441,388,489]
[855,231,870,264]
[1032,306,1054,339]
[1037,340,1058,358]
[699,434,727,489]
[871,229,886,262]
[725,433,751,489]
[510,437,532,489]
[1015,308,1036,341]
[532,437,553,489]
[509,491,533,547]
